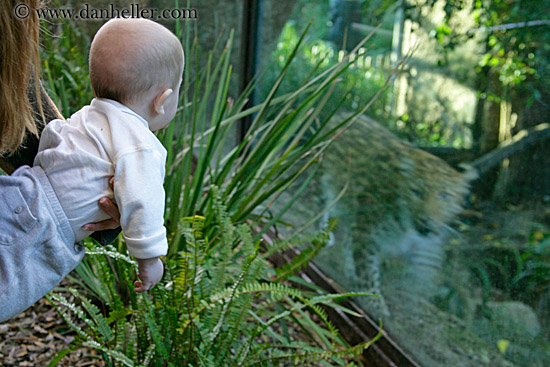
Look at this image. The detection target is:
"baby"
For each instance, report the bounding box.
[35,18,184,293]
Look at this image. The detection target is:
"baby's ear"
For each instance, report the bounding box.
[153,88,173,115]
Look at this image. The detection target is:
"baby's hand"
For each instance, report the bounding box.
[134,257,164,293]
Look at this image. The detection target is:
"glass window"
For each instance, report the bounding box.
[257,1,550,366]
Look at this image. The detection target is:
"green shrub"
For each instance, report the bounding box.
[43,11,388,366]
[48,192,380,366]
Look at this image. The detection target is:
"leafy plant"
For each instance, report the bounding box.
[258,21,391,128]
[152,15,390,256]
[41,5,390,365]
[40,3,391,259]
[437,226,550,322]
[48,191,380,366]
[474,230,550,309]
[40,19,94,117]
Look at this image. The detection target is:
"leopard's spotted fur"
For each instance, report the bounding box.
[272,112,476,316]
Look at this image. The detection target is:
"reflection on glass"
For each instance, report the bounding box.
[259,1,550,366]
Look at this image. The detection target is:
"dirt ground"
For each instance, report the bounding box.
[0,294,105,366]
[379,202,550,367]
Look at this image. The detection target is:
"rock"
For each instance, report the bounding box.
[475,301,541,340]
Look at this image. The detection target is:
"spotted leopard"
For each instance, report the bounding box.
[272,112,476,317]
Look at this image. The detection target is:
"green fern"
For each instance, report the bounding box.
[273,218,337,281]
[48,194,379,366]
[73,289,114,342]
[44,6,386,364]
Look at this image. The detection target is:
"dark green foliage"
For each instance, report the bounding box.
[466,231,550,310]
[40,19,94,117]
[428,0,549,111]
[41,6,391,365]
[48,192,379,366]
[258,21,391,129]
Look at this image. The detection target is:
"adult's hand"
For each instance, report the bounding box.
[82,177,120,231]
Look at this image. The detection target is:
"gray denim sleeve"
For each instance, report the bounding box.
[0,166,84,322]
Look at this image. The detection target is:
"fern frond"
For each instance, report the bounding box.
[143,312,170,359]
[273,243,324,281]
[85,243,138,268]
[214,291,254,363]
[47,291,139,366]
[237,223,255,256]
[141,343,156,366]
[295,306,336,349]
[260,231,326,260]
[206,252,254,352]
[44,292,88,339]
[84,339,136,367]
[264,218,336,281]
[247,326,382,366]
[46,292,92,338]
[48,348,71,367]
[68,288,114,342]
[210,281,304,304]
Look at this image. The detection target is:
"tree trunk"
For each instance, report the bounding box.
[471,66,502,200]
[503,87,550,202]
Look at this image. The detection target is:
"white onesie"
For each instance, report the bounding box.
[34,98,168,259]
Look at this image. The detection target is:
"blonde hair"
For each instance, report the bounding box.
[89,18,184,105]
[0,0,44,155]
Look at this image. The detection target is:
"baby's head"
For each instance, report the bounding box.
[89,18,184,130]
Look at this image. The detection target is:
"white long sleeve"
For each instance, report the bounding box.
[114,148,167,259]
[34,98,168,259]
